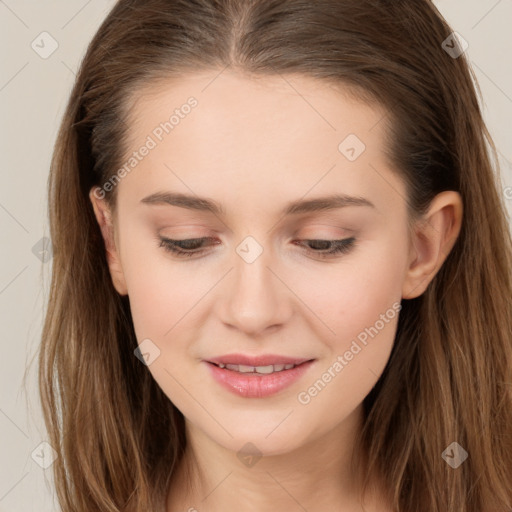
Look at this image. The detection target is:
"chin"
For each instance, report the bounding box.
[205,422,310,457]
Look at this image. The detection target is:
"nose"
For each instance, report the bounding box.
[218,238,293,336]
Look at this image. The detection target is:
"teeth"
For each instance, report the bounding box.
[219,363,298,373]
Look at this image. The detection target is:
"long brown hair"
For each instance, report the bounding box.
[39,1,512,510]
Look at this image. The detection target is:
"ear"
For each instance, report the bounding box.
[89,187,128,296]
[402,191,463,299]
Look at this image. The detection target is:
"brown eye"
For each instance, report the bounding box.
[158,237,217,257]
[295,237,356,258]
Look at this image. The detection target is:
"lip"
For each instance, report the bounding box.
[203,358,316,398]
[206,353,312,366]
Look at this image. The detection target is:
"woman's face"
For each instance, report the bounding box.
[91,71,419,455]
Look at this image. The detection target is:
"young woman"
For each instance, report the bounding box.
[39,1,512,511]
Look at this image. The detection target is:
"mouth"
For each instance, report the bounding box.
[206,353,313,367]
[203,356,316,398]
[207,361,312,374]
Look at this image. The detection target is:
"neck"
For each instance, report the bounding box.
[167,405,389,512]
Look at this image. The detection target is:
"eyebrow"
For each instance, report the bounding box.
[140,191,375,216]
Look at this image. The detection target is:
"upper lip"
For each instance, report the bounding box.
[206,354,314,367]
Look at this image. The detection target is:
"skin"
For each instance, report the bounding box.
[89,70,463,512]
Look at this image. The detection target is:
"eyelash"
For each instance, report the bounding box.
[157,236,356,259]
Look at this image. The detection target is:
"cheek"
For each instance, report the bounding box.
[294,237,407,341]
[292,250,405,430]
[130,273,207,344]
[288,236,407,406]
[118,233,203,340]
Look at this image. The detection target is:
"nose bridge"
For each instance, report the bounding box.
[219,234,291,334]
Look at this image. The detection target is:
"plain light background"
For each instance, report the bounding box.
[1,1,511,510]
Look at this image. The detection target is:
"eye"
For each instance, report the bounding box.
[293,237,357,258]
[158,236,217,258]
[157,236,356,259]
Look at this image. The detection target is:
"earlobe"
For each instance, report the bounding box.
[402,191,463,299]
[89,187,128,296]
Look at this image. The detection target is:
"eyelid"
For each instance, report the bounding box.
[298,223,355,235]
[157,235,356,259]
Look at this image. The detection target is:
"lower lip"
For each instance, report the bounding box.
[204,360,315,398]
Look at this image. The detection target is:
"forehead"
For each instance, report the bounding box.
[116,70,403,217]
[125,70,387,146]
